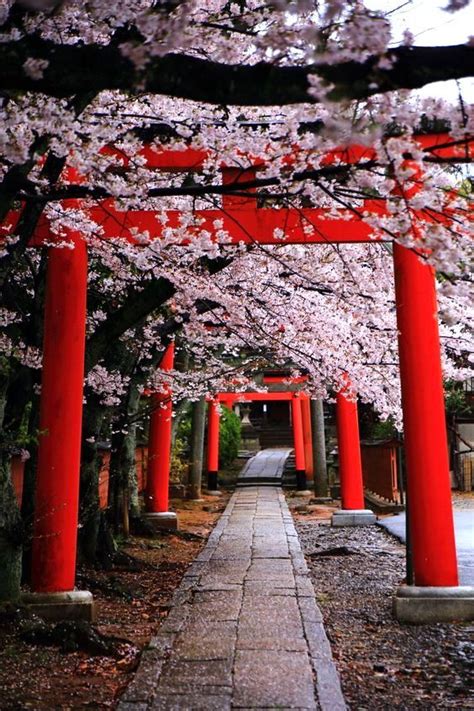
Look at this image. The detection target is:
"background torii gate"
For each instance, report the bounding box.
[210,391,314,491]
[8,131,473,622]
[208,387,371,517]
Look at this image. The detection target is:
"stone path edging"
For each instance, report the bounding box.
[118,487,346,710]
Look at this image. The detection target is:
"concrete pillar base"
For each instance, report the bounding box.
[21,590,96,623]
[297,490,314,497]
[331,509,376,526]
[393,585,474,623]
[142,511,179,531]
[206,490,222,497]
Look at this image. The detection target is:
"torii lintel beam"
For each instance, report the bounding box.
[2,132,471,248]
[4,196,458,247]
[104,132,474,170]
[217,392,296,402]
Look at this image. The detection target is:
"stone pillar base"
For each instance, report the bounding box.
[142,511,179,531]
[207,471,218,491]
[393,585,474,623]
[296,470,307,490]
[21,590,96,623]
[187,485,203,502]
[206,490,222,497]
[331,509,376,526]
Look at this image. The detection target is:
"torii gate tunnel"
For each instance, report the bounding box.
[5,131,473,616]
[208,391,314,492]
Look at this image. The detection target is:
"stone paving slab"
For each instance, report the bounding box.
[237,448,292,485]
[118,486,346,711]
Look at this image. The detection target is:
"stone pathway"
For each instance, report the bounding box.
[237,448,292,486]
[119,487,346,710]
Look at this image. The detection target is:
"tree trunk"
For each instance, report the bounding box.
[78,396,105,563]
[120,385,141,521]
[0,455,23,601]
[311,399,328,497]
[188,397,206,500]
[0,371,23,601]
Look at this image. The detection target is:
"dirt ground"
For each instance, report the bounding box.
[2,489,472,710]
[290,496,474,711]
[0,494,229,710]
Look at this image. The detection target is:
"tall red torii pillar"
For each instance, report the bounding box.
[291,394,308,491]
[300,394,314,483]
[391,244,472,621]
[143,343,178,530]
[389,166,471,620]
[22,230,95,621]
[331,380,376,526]
[206,399,221,494]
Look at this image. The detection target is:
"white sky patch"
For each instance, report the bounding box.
[366,0,474,102]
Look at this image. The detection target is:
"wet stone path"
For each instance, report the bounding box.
[119,487,346,710]
[237,448,292,486]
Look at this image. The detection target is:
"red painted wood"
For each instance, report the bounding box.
[2,131,471,249]
[336,387,365,510]
[31,233,87,593]
[291,396,306,474]
[393,242,458,586]
[301,395,314,479]
[361,442,400,503]
[136,445,148,492]
[85,201,377,245]
[145,343,175,513]
[216,392,295,401]
[102,132,473,170]
[207,400,220,473]
[262,375,308,384]
[221,166,258,211]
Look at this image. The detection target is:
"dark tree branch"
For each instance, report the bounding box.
[85,277,176,372]
[85,255,233,372]
[17,161,380,202]
[1,38,473,103]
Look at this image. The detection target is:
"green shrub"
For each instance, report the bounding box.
[369,417,398,440]
[219,407,241,468]
[170,436,188,482]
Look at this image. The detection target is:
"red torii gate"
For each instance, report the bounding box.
[8,131,473,622]
[206,386,367,513]
[208,391,313,491]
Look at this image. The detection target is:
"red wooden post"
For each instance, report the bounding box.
[291,395,307,490]
[207,399,220,491]
[31,234,88,594]
[335,387,365,510]
[393,243,458,586]
[144,343,176,526]
[301,394,314,481]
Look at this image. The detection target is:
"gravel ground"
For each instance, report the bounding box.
[295,516,474,710]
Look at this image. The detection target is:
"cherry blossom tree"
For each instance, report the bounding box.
[0,0,472,594]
